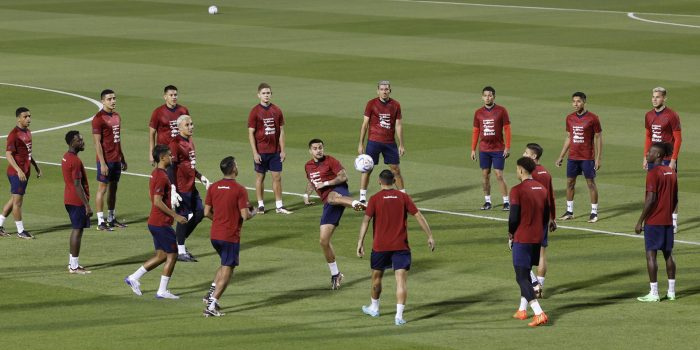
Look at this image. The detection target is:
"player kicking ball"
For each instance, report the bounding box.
[304,139,366,289]
[124,145,188,299]
[635,142,678,302]
[62,131,92,274]
[357,170,435,326]
[201,156,257,317]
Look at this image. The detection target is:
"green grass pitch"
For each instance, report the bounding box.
[1,0,699,349]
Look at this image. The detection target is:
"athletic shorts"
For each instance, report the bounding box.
[148,225,177,253]
[479,151,506,170]
[647,159,675,172]
[644,225,674,252]
[96,161,122,183]
[211,239,240,267]
[512,242,541,268]
[366,140,400,165]
[371,250,411,271]
[8,175,28,195]
[566,159,596,179]
[177,190,203,218]
[65,204,91,229]
[320,185,350,226]
[254,152,283,173]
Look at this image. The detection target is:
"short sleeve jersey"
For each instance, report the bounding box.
[473,105,510,152]
[248,103,285,154]
[364,98,402,144]
[532,164,556,220]
[149,104,190,146]
[169,135,197,193]
[645,107,681,160]
[645,165,678,226]
[92,110,123,163]
[6,127,32,176]
[566,111,602,160]
[62,151,89,206]
[148,168,173,227]
[305,155,345,203]
[205,179,250,243]
[366,189,419,252]
[510,179,548,244]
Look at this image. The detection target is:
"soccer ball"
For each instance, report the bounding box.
[354,154,374,173]
[208,5,218,14]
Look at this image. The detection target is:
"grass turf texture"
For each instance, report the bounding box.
[1,0,700,348]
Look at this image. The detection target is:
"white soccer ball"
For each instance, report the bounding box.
[208,5,218,14]
[354,154,374,173]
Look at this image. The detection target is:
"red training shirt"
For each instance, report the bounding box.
[92,110,124,163]
[645,165,678,226]
[248,103,285,154]
[148,168,173,226]
[473,104,510,152]
[531,164,556,220]
[365,189,419,252]
[644,107,681,160]
[169,135,197,193]
[566,111,602,160]
[510,179,549,244]
[305,155,345,203]
[149,104,190,146]
[205,178,250,243]
[364,97,401,144]
[6,127,32,176]
[62,151,89,206]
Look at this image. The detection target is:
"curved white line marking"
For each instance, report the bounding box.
[0,83,102,138]
[627,12,700,29]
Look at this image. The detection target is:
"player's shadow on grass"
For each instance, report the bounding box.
[29,223,75,236]
[678,215,700,232]
[548,289,640,325]
[546,268,638,296]
[242,233,292,251]
[410,288,500,321]
[410,185,479,202]
[597,202,642,221]
[175,267,277,296]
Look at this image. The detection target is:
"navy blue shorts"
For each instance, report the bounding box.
[65,205,91,229]
[320,184,349,226]
[644,225,674,252]
[512,242,541,268]
[647,159,675,172]
[211,239,240,267]
[177,190,203,217]
[371,250,411,271]
[365,140,400,165]
[541,228,549,248]
[8,175,28,195]
[254,152,283,173]
[479,151,506,170]
[566,159,596,179]
[148,225,177,253]
[96,161,122,183]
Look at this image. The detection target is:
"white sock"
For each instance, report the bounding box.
[591,203,598,214]
[257,200,264,208]
[69,254,79,269]
[275,200,283,209]
[529,271,538,284]
[650,282,658,296]
[566,201,574,213]
[503,196,509,204]
[484,195,491,203]
[107,210,115,221]
[672,213,678,227]
[158,275,170,294]
[668,279,675,294]
[537,276,545,286]
[370,298,379,311]
[97,212,104,224]
[15,221,24,233]
[328,261,339,276]
[130,266,147,281]
[519,297,528,311]
[0,215,5,226]
[399,189,406,193]
[360,189,367,201]
[529,300,543,315]
[208,297,218,310]
[396,304,405,320]
[177,245,187,255]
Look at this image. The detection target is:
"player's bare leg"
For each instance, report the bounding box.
[534,247,547,298]
[205,266,233,316]
[362,269,384,317]
[68,228,89,274]
[662,250,676,300]
[320,224,343,289]
[388,164,404,191]
[95,182,111,230]
[359,169,373,202]
[143,250,167,271]
[585,178,598,223]
[561,177,576,220]
[255,172,265,211]
[480,168,492,210]
[395,269,408,325]
[270,171,290,213]
[327,191,366,211]
[638,250,661,302]
[494,169,509,210]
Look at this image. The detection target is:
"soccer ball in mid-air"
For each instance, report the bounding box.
[354,154,374,173]
[208,5,218,14]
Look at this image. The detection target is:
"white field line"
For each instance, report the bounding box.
[627,12,700,29]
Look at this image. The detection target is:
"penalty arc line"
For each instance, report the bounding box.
[627,12,700,29]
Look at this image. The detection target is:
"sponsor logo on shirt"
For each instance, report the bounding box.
[651,124,663,142]
[379,114,392,129]
[663,172,673,176]
[531,186,543,190]
[169,120,179,138]
[111,125,121,143]
[309,171,321,185]
[217,186,230,189]
[263,117,276,135]
[482,119,496,136]
[383,195,398,199]
[572,125,585,143]
[188,150,196,169]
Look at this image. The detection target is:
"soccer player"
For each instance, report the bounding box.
[509,157,550,327]
[148,85,190,164]
[470,86,511,211]
[92,89,127,231]
[523,143,557,297]
[168,115,211,262]
[555,92,603,223]
[124,145,188,299]
[247,83,291,214]
[357,170,435,326]
[643,87,682,233]
[305,139,366,289]
[635,142,678,302]
[357,80,405,203]
[0,107,42,239]
[201,156,257,317]
[62,131,92,274]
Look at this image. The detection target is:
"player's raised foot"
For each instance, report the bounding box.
[559,211,574,221]
[177,252,198,262]
[203,308,225,317]
[636,292,660,302]
[257,206,265,215]
[156,290,180,299]
[124,277,142,296]
[68,265,91,275]
[16,231,34,239]
[0,226,9,237]
[330,273,344,290]
[480,202,492,210]
[275,207,293,214]
[587,213,598,223]
[502,202,510,211]
[362,305,380,317]
[395,318,406,326]
[512,310,527,320]
[666,292,676,301]
[528,312,548,327]
[97,222,113,232]
[352,200,367,212]
[533,284,543,299]
[108,219,128,228]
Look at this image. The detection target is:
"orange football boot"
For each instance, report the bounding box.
[528,312,548,327]
[512,310,527,320]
